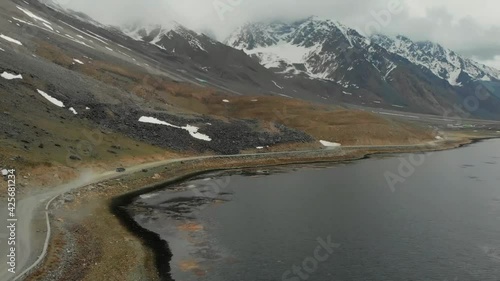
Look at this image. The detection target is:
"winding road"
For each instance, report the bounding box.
[0,154,217,281]
[0,140,447,281]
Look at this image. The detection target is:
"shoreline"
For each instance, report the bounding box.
[108,136,499,281]
[109,169,237,281]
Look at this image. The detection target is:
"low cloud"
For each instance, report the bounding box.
[383,7,500,62]
[53,0,500,67]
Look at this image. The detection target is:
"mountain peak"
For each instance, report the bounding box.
[371,34,500,83]
[121,21,182,42]
[225,17,500,104]
[226,18,388,85]
[302,15,334,23]
[395,35,412,42]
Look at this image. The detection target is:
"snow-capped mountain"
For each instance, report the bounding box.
[371,34,500,86]
[121,22,215,53]
[38,0,500,119]
[119,21,297,96]
[226,16,383,86]
[227,17,500,89]
[22,1,500,119]
[226,16,438,95]
[226,17,500,117]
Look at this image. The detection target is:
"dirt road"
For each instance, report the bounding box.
[0,149,331,281]
[0,140,452,281]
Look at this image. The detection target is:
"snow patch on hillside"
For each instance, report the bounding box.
[16,6,51,25]
[272,80,284,89]
[42,22,53,30]
[37,89,65,107]
[1,71,23,80]
[138,116,212,141]
[320,140,341,147]
[0,34,22,45]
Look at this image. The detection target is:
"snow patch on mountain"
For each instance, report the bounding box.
[0,34,22,45]
[447,68,463,87]
[37,89,64,107]
[320,140,341,147]
[16,5,51,25]
[1,71,23,80]
[138,116,212,141]
[272,80,284,89]
[383,63,397,81]
[245,42,320,68]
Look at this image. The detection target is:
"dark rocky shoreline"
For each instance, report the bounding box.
[107,138,500,281]
[109,168,230,281]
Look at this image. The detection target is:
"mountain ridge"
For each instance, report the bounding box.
[32,3,500,119]
[225,16,500,85]
[224,16,500,118]
[371,33,500,85]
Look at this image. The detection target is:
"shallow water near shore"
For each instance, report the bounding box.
[129,139,500,281]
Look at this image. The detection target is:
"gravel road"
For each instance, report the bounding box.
[2,148,345,281]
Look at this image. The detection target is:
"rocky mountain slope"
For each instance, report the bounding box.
[226,17,500,118]
[8,1,500,119]
[56,12,500,119]
[371,34,500,86]
[116,21,315,100]
[4,0,444,164]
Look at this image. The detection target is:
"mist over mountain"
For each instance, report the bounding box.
[21,0,500,119]
[104,12,500,118]
[46,0,500,69]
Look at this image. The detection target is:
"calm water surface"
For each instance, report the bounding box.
[131,139,500,281]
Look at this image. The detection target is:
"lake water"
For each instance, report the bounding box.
[130,139,500,281]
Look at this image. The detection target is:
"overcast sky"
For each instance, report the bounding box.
[54,0,500,68]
